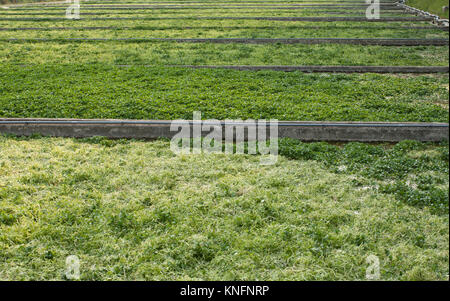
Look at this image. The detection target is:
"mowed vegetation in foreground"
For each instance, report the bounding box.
[0,136,448,280]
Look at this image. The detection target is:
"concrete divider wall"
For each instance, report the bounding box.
[164,65,450,73]
[0,119,448,142]
[3,38,449,46]
[0,16,435,21]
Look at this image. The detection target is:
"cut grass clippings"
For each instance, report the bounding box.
[0,135,448,280]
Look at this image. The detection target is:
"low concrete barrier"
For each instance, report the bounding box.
[0,10,408,15]
[162,65,450,73]
[0,16,434,22]
[0,119,448,142]
[2,1,400,6]
[1,6,406,10]
[1,26,447,31]
[2,5,403,10]
[3,38,449,46]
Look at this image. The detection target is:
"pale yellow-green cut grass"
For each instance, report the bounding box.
[0,136,448,280]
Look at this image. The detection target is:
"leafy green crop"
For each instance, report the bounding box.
[278,139,449,214]
[0,64,448,122]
